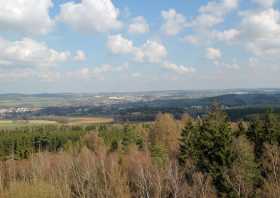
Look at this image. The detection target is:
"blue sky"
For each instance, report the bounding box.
[0,0,280,93]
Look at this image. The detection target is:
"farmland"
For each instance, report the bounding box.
[0,116,113,129]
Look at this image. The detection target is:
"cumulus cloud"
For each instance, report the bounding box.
[206,48,222,61]
[212,29,240,42]
[107,35,167,63]
[128,16,150,34]
[0,0,54,35]
[162,62,195,74]
[240,8,280,56]
[193,0,239,29]
[58,0,122,33]
[74,50,87,61]
[161,9,188,36]
[107,35,191,75]
[199,0,239,15]
[107,34,134,54]
[193,14,224,29]
[141,40,167,63]
[0,37,70,68]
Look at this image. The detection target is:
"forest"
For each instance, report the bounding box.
[0,104,280,197]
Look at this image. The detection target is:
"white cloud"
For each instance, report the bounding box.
[68,65,111,79]
[206,48,222,61]
[193,0,239,29]
[74,50,87,61]
[0,37,70,68]
[212,29,240,41]
[240,9,280,39]
[223,62,240,70]
[0,0,54,35]
[69,64,126,79]
[183,35,200,45]
[199,0,239,16]
[141,40,167,63]
[128,16,150,34]
[107,35,167,63]
[161,9,188,36]
[162,62,195,74]
[252,0,275,8]
[58,0,122,33]
[193,14,223,29]
[107,34,134,54]
[240,9,280,56]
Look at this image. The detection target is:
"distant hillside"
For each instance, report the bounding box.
[2,91,280,121]
[1,88,280,108]
[133,93,280,108]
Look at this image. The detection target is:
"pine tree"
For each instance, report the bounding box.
[178,118,194,166]
[247,117,265,159]
[263,109,280,145]
[184,103,235,194]
[247,110,280,159]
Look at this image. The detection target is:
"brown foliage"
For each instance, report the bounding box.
[150,113,180,156]
[261,144,280,197]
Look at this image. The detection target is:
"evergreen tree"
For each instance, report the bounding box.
[247,110,280,159]
[247,117,265,159]
[182,103,235,195]
[178,118,194,166]
[263,109,280,145]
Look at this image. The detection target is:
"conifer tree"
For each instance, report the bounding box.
[263,109,280,145]
[181,103,235,194]
[178,118,194,166]
[247,117,265,159]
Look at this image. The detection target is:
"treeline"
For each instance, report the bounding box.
[0,106,280,197]
[0,125,92,159]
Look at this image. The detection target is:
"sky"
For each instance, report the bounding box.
[0,0,280,93]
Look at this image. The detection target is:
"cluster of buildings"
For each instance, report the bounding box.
[0,107,36,119]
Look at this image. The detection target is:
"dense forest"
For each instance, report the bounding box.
[0,105,280,197]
